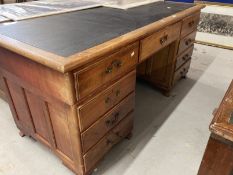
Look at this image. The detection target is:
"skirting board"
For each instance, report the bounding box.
[196,32,233,50]
[196,5,233,50]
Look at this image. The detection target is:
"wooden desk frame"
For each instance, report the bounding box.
[0,4,205,175]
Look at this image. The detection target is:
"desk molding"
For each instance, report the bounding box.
[0,4,205,73]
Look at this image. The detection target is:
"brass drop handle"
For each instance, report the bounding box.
[182,54,188,61]
[180,68,186,75]
[105,65,113,74]
[182,54,190,61]
[105,97,111,104]
[185,39,192,46]
[188,20,195,27]
[160,35,168,45]
[111,112,119,125]
[105,112,120,127]
[112,60,122,68]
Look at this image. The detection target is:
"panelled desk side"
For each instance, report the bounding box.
[0,4,205,175]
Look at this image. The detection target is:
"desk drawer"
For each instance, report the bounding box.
[78,71,136,132]
[140,22,181,61]
[81,93,134,153]
[181,13,200,38]
[174,59,191,85]
[83,112,133,173]
[176,45,194,70]
[178,31,196,55]
[75,42,139,99]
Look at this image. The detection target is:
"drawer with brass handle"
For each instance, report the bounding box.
[176,45,194,70]
[75,42,139,100]
[78,71,136,132]
[105,60,123,73]
[83,112,133,173]
[178,31,196,55]
[173,59,191,85]
[139,22,181,61]
[81,92,134,153]
[160,34,168,45]
[181,13,200,38]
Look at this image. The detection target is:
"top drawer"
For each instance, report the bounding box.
[139,22,181,61]
[181,13,200,38]
[75,42,139,100]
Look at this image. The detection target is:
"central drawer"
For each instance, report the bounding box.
[139,22,181,61]
[78,71,136,132]
[81,92,134,153]
[75,42,139,100]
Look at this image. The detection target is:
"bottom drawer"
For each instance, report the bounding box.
[82,93,135,153]
[173,59,191,85]
[83,112,133,173]
[176,45,194,70]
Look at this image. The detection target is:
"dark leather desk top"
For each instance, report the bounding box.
[0,2,194,57]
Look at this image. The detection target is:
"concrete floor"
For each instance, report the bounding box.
[0,44,233,175]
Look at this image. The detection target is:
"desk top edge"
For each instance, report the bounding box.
[210,80,233,142]
[0,3,205,73]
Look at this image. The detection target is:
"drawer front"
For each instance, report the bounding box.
[174,59,191,85]
[178,31,196,55]
[83,113,133,173]
[75,42,139,99]
[140,22,181,61]
[181,13,200,38]
[78,71,136,132]
[176,45,194,70]
[81,93,134,153]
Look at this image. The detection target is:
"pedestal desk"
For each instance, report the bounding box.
[0,2,205,175]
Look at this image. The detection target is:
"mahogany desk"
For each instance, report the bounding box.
[0,2,205,175]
